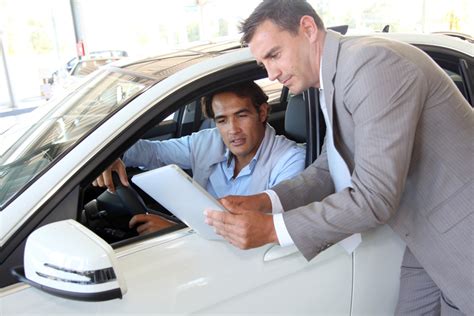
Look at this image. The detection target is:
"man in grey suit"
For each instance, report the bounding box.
[204,0,473,314]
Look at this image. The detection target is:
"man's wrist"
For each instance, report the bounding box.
[256,192,272,213]
[267,214,279,244]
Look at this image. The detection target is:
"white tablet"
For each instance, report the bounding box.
[131,164,225,240]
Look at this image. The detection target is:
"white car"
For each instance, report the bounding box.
[0,32,472,315]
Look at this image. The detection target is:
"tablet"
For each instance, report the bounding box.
[131,164,225,240]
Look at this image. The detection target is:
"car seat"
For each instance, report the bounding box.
[284,94,307,143]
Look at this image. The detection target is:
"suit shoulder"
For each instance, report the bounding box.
[339,36,425,66]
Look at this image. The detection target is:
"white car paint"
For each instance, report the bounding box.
[2,226,353,314]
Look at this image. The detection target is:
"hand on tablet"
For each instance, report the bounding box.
[92,158,129,192]
[218,193,273,213]
[204,194,278,249]
[129,213,176,235]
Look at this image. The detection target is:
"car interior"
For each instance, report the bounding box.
[77,74,319,245]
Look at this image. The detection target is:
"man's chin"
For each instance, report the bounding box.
[287,84,304,95]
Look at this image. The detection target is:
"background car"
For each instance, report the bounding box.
[47,50,129,83]
[65,50,129,73]
[68,57,123,77]
[0,32,472,315]
[45,50,128,99]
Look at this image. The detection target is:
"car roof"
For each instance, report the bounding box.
[113,32,472,83]
[116,39,241,81]
[360,32,473,56]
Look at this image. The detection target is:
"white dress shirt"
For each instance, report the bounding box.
[270,64,354,247]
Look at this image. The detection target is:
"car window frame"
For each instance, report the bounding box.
[415,44,473,105]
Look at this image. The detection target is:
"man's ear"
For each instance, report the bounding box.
[300,15,318,42]
[258,103,269,123]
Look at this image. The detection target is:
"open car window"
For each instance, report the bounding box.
[77,76,286,246]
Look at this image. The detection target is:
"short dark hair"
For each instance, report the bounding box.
[201,81,269,120]
[240,0,325,45]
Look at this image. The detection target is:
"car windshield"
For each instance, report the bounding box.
[0,70,154,209]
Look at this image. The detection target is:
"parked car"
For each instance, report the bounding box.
[49,56,125,97]
[68,57,123,77]
[50,50,129,81]
[65,50,129,73]
[45,51,128,98]
[0,32,472,315]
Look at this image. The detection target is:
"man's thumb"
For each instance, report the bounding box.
[222,199,246,215]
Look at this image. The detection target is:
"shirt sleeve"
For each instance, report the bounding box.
[269,145,306,187]
[264,190,295,247]
[123,136,193,170]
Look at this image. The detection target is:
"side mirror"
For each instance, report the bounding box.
[11,219,127,301]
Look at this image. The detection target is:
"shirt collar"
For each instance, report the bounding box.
[319,57,324,92]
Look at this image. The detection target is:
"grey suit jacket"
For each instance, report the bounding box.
[272,30,473,312]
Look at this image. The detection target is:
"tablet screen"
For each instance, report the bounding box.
[132,164,225,240]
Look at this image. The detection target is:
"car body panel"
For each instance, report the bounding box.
[1,227,352,314]
[351,225,405,315]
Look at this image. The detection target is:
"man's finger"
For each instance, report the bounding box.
[114,160,129,187]
[205,209,240,227]
[103,171,116,192]
[136,222,150,235]
[204,208,223,222]
[214,225,248,249]
[95,175,104,188]
[129,214,146,228]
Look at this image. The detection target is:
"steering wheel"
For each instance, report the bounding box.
[111,172,149,215]
[81,173,149,242]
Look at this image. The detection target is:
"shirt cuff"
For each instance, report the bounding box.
[273,213,295,247]
[263,189,284,214]
[264,190,294,247]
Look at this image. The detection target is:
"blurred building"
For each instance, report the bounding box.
[0,0,472,111]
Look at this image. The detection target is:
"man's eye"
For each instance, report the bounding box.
[215,119,225,124]
[238,113,248,118]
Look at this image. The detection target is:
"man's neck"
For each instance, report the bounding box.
[233,154,256,178]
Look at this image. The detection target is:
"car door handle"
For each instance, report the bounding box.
[263,244,299,262]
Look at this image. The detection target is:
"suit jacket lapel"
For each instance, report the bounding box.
[321,30,342,127]
[320,30,354,172]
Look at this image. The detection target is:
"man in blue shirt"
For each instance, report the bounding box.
[94,81,305,235]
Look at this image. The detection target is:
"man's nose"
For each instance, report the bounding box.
[228,117,241,133]
[266,63,281,82]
